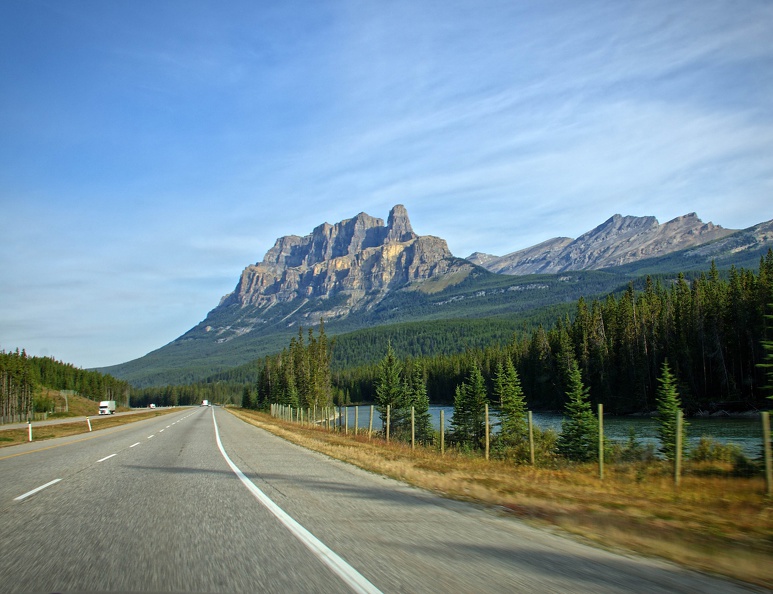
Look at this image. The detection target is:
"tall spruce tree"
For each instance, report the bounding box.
[451,362,488,449]
[557,359,597,461]
[655,360,688,461]
[759,303,773,401]
[494,359,528,444]
[241,385,254,409]
[405,361,433,442]
[375,342,408,436]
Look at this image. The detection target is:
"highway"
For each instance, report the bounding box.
[0,406,760,593]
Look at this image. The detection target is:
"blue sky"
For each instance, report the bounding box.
[1,0,771,369]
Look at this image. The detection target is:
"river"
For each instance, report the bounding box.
[340,405,766,458]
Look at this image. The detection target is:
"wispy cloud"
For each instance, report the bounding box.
[1,0,771,367]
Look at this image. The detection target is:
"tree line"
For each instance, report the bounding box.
[1,350,131,420]
[449,353,691,465]
[241,323,334,412]
[334,254,773,414]
[130,381,245,408]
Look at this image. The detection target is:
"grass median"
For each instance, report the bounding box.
[228,407,772,589]
[0,409,180,447]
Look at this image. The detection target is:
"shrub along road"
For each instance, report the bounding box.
[0,407,761,593]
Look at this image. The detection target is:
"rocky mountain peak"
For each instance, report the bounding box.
[215,205,468,333]
[471,213,735,275]
[386,204,415,242]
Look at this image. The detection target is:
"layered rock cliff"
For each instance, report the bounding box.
[471,213,736,275]
[218,205,469,319]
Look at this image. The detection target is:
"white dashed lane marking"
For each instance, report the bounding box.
[14,479,62,501]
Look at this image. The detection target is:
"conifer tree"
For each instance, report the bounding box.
[451,362,488,448]
[758,303,773,401]
[375,342,408,435]
[655,360,688,461]
[494,359,528,444]
[241,385,253,409]
[405,361,433,442]
[557,359,597,461]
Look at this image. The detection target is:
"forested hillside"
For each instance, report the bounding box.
[131,254,773,415]
[332,255,773,413]
[0,350,131,421]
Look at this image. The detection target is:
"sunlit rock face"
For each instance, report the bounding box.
[218,205,468,320]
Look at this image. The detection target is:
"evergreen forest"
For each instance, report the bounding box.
[330,255,773,414]
[1,349,131,421]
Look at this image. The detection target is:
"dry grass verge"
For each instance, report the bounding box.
[229,408,773,589]
[0,408,179,447]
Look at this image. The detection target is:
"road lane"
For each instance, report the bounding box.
[213,408,761,593]
[0,407,344,593]
[0,405,762,593]
[0,408,197,504]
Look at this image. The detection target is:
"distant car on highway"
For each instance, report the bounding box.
[201,400,210,406]
[149,403,156,409]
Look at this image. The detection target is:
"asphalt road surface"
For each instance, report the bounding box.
[0,406,761,593]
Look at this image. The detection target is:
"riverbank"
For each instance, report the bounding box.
[228,407,772,589]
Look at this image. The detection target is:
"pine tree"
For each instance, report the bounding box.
[655,360,688,461]
[405,361,432,442]
[451,362,488,449]
[241,385,253,409]
[494,359,528,444]
[375,342,408,436]
[557,359,597,461]
[757,303,773,401]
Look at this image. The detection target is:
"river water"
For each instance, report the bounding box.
[340,405,766,458]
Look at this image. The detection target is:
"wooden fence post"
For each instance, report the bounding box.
[369,405,374,440]
[354,406,359,436]
[386,405,390,443]
[675,410,683,488]
[440,409,445,455]
[528,411,535,465]
[345,406,349,435]
[485,403,490,461]
[411,407,415,451]
[598,403,604,481]
[762,411,772,498]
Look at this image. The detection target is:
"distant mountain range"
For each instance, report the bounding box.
[102,205,773,386]
[467,213,736,274]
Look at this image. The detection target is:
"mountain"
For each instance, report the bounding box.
[102,205,476,385]
[102,207,773,387]
[469,213,735,275]
[215,204,471,327]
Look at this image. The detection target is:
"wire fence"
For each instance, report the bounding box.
[270,403,773,496]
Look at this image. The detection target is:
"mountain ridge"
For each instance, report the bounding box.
[468,212,736,275]
[100,206,773,386]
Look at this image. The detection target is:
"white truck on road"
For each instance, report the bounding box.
[98,400,116,415]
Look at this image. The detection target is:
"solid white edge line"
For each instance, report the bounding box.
[211,408,381,594]
[14,478,62,501]
[97,454,117,462]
